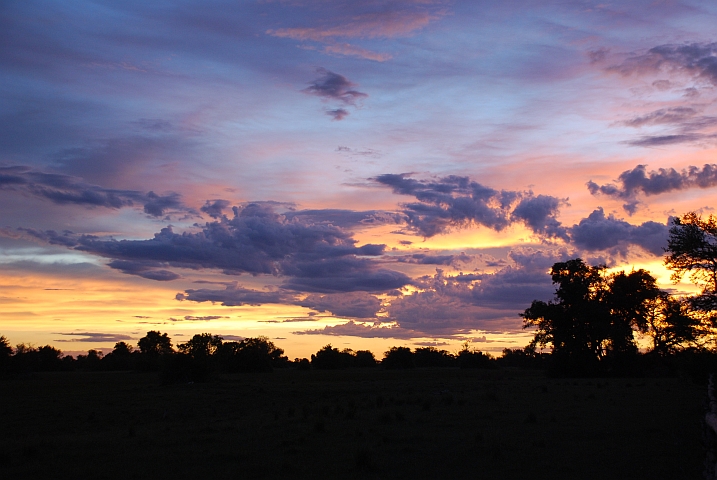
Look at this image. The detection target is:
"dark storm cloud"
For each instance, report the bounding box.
[281,258,411,293]
[588,164,717,214]
[201,199,231,219]
[0,166,192,217]
[177,284,292,306]
[107,260,180,281]
[568,208,668,256]
[303,68,368,120]
[16,202,411,293]
[179,285,382,318]
[296,248,564,339]
[54,332,133,343]
[283,209,403,229]
[17,228,83,247]
[298,292,381,318]
[511,195,569,240]
[373,173,566,238]
[610,42,717,85]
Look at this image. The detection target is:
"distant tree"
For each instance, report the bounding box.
[665,212,717,310]
[138,331,173,356]
[102,341,136,370]
[0,336,12,374]
[497,347,547,368]
[76,349,103,371]
[0,336,12,360]
[354,350,377,368]
[311,345,354,369]
[413,347,455,367]
[294,357,311,370]
[36,345,65,371]
[456,343,494,369]
[216,336,287,372]
[112,341,134,356]
[177,333,223,359]
[382,346,414,369]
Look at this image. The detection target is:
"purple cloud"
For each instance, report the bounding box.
[0,165,192,218]
[588,164,717,214]
[374,173,566,239]
[303,68,367,120]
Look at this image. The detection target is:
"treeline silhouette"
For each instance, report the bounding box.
[0,331,538,383]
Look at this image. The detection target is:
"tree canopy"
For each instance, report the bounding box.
[522,258,702,373]
[665,212,717,311]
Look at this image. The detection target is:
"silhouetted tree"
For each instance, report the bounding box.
[522,259,675,374]
[0,336,12,375]
[137,331,173,371]
[102,341,136,370]
[497,347,547,368]
[456,343,494,369]
[665,212,717,309]
[0,336,11,358]
[76,349,103,371]
[138,331,173,356]
[354,350,377,368]
[13,344,66,372]
[311,345,354,369]
[215,336,287,372]
[112,341,134,356]
[382,346,414,369]
[413,347,455,367]
[522,259,611,373]
[645,295,702,355]
[177,333,223,359]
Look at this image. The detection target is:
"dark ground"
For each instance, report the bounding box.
[0,368,706,479]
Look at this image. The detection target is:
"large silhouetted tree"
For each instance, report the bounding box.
[522,259,680,374]
[665,212,717,310]
[177,333,223,359]
[522,259,611,371]
[138,331,173,356]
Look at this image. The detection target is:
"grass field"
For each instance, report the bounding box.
[0,368,707,479]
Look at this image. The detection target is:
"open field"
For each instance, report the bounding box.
[0,368,706,479]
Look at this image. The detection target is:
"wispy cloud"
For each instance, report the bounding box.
[0,165,193,218]
[267,3,445,61]
[53,332,133,343]
[610,42,717,86]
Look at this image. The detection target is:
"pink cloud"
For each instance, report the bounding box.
[323,43,392,62]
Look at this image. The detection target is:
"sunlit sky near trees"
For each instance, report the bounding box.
[3,0,717,358]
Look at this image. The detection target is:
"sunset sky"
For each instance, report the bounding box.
[2,0,717,358]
